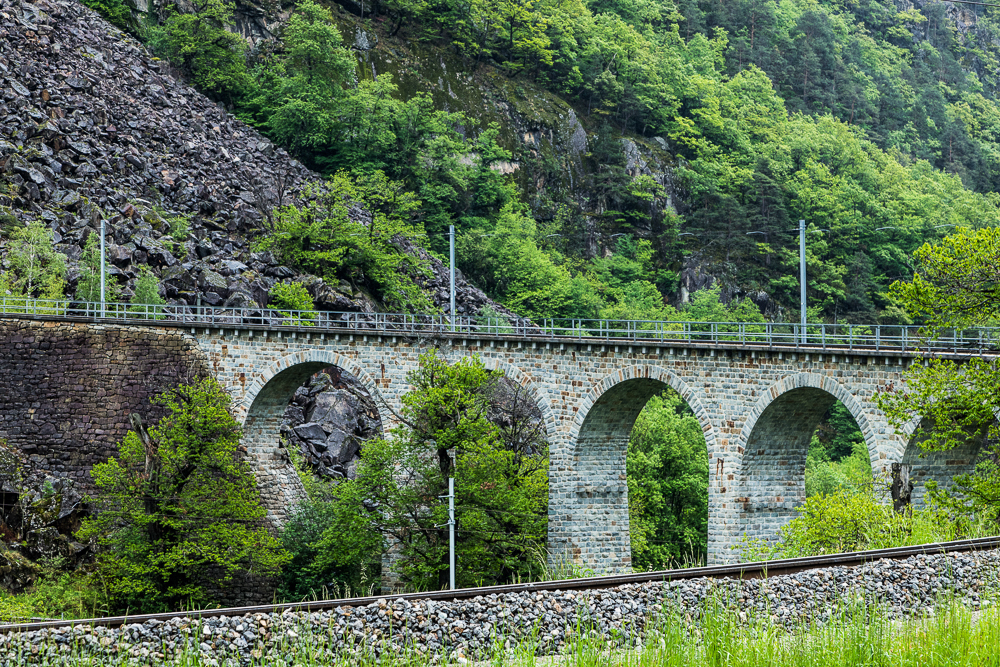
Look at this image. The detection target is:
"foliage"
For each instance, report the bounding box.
[166,212,191,244]
[740,484,993,562]
[245,0,354,158]
[74,232,122,305]
[1,221,67,307]
[146,0,1000,325]
[290,352,548,592]
[269,281,314,313]
[269,281,317,325]
[257,175,432,312]
[149,0,250,102]
[278,497,381,601]
[879,227,1000,528]
[78,378,288,613]
[627,391,708,569]
[128,266,166,319]
[805,439,873,499]
[888,226,1000,328]
[0,560,105,622]
[79,0,134,31]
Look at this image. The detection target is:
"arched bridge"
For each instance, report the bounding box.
[2,303,995,568]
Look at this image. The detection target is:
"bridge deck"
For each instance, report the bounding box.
[1,299,997,359]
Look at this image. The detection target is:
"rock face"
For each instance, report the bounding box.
[0,0,517,321]
[0,319,207,491]
[0,441,89,594]
[281,367,382,480]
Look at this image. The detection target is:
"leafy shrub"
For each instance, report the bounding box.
[79,0,133,31]
[78,378,289,613]
[805,439,873,498]
[269,281,316,325]
[738,485,995,562]
[128,266,166,318]
[269,281,314,313]
[148,0,250,102]
[0,558,105,622]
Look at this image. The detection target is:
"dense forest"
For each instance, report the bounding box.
[115,0,1000,326]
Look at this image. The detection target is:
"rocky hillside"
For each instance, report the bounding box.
[0,0,509,317]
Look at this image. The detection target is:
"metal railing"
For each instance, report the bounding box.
[2,297,998,354]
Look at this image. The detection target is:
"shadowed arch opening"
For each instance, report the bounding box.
[554,367,715,573]
[737,374,881,544]
[239,354,389,525]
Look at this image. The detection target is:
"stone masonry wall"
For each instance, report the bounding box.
[0,317,977,574]
[190,327,950,569]
[0,319,207,490]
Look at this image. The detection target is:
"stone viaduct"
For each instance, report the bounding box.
[0,315,986,569]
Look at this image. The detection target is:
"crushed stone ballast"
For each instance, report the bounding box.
[0,536,997,633]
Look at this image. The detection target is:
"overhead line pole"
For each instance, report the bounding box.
[448,476,455,590]
[449,225,456,333]
[799,219,806,344]
[100,217,106,319]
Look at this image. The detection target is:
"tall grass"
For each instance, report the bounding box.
[6,592,999,666]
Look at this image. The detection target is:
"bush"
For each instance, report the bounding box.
[78,378,289,613]
[0,560,105,622]
[738,485,996,562]
[79,0,134,31]
[128,266,166,319]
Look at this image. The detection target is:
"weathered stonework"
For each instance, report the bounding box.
[186,325,972,568]
[1,317,982,572]
[0,320,207,488]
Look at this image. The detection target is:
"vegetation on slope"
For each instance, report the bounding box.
[119,0,1000,324]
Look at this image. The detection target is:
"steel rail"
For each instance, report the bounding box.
[2,536,997,633]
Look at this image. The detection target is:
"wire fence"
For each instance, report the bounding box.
[1,297,997,353]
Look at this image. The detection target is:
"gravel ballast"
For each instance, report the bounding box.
[1,549,998,665]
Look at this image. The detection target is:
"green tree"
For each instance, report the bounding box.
[878,227,1000,526]
[75,233,122,304]
[627,391,708,569]
[250,0,354,159]
[151,0,250,102]
[296,351,548,592]
[128,266,166,319]
[78,379,288,613]
[1,221,66,307]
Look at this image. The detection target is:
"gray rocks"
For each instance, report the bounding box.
[0,549,998,665]
[281,368,381,479]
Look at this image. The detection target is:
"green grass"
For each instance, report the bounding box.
[5,593,1000,666]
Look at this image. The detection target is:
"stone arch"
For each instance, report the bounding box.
[236,350,389,525]
[550,365,716,574]
[735,372,896,543]
[569,365,716,454]
[477,355,557,446]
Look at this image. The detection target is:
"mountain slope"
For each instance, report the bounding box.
[0,0,508,317]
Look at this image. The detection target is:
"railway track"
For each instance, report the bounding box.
[2,536,997,633]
